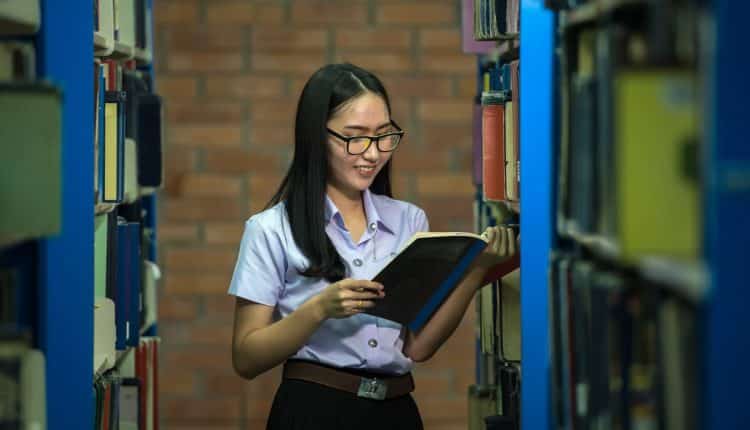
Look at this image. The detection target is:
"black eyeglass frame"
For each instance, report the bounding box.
[326,120,405,155]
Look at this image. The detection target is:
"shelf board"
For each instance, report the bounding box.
[134,47,152,65]
[560,0,648,31]
[94,31,114,56]
[110,41,135,60]
[637,257,708,304]
[0,7,40,36]
[558,223,621,261]
[475,33,520,42]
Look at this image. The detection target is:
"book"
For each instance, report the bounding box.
[366,231,518,331]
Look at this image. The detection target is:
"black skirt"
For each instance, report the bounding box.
[266,377,424,430]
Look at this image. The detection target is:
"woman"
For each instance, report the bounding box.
[229,63,517,429]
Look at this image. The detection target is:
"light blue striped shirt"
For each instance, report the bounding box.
[228,188,429,375]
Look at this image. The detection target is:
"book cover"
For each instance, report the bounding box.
[366,232,515,331]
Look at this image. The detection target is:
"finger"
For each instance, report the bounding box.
[350,290,384,300]
[342,281,383,293]
[498,227,508,256]
[507,227,516,256]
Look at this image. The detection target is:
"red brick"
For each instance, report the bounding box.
[418,99,472,122]
[163,197,244,222]
[248,174,284,215]
[205,371,246,397]
[252,28,328,52]
[335,29,412,50]
[422,125,473,151]
[205,75,286,100]
[167,51,243,73]
[161,423,238,430]
[377,2,456,25]
[159,223,200,243]
[205,222,245,245]
[291,1,367,24]
[204,148,283,174]
[389,99,413,127]
[164,25,244,51]
[154,0,199,24]
[205,295,237,320]
[158,76,198,99]
[416,174,474,197]
[164,147,198,174]
[185,323,235,347]
[177,174,243,198]
[206,2,284,24]
[413,396,468,422]
[252,52,326,75]
[249,125,293,148]
[251,100,297,124]
[167,102,244,124]
[412,370,454,397]
[421,420,468,430]
[392,147,451,172]
[159,365,198,396]
[169,125,242,147]
[421,53,476,75]
[381,76,454,98]
[159,296,200,321]
[391,173,413,199]
[162,397,241,421]
[420,29,462,51]
[457,76,477,97]
[163,272,233,295]
[164,247,238,272]
[336,52,417,73]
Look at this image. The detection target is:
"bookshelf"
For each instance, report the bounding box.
[462,1,525,428]
[519,4,554,430]
[541,1,748,430]
[0,0,162,428]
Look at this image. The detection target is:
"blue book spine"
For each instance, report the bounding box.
[115,221,128,350]
[127,223,141,347]
[408,240,487,332]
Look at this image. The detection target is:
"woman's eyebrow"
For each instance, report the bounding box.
[342,122,392,132]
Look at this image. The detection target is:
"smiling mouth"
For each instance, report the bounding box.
[355,165,376,173]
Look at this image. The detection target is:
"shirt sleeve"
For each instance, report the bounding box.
[228,217,286,306]
[411,206,430,233]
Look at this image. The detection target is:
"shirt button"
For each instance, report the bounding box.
[368,338,378,348]
[369,222,377,231]
[353,258,363,267]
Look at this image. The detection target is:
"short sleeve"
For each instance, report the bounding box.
[411,206,430,233]
[228,218,286,306]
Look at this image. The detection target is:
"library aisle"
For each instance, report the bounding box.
[1,1,746,430]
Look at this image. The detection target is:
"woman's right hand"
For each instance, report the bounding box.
[312,279,385,319]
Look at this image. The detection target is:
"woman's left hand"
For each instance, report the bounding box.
[475,225,518,270]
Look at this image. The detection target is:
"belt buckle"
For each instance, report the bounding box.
[357,377,388,400]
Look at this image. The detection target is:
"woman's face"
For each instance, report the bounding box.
[325,92,393,198]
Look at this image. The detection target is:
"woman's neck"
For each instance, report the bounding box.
[326,185,364,218]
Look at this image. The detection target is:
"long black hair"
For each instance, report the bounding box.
[265,63,394,282]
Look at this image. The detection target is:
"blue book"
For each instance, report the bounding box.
[367,232,491,332]
[115,220,141,350]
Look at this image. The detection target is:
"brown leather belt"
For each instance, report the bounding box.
[282,360,415,401]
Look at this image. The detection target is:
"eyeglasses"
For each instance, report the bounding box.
[326,121,405,155]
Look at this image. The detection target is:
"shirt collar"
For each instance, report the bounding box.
[324,189,395,235]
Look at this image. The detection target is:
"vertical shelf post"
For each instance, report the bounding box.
[37,0,94,428]
[706,1,750,428]
[520,1,554,429]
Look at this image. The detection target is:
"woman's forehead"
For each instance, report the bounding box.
[330,93,389,125]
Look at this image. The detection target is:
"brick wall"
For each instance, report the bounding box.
[155,1,477,428]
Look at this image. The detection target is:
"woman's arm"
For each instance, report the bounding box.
[401,262,488,362]
[232,279,384,379]
[232,297,326,380]
[403,226,517,362]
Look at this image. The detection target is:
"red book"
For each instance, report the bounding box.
[482,101,506,202]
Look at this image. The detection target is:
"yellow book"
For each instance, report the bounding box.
[615,70,700,260]
[104,100,119,202]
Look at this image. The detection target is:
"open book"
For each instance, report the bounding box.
[364,232,519,331]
